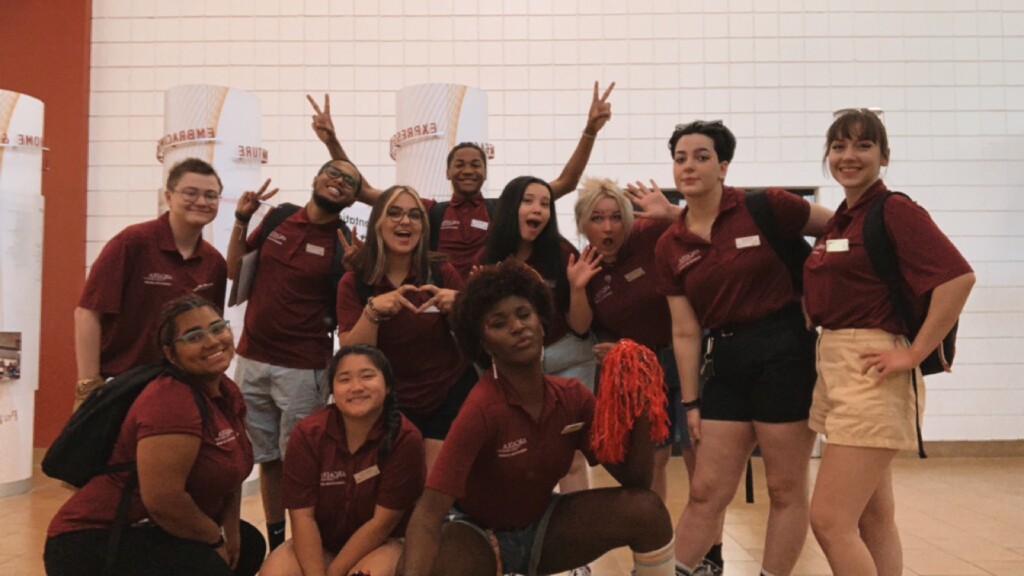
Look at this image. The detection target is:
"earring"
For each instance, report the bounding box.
[492,357,498,379]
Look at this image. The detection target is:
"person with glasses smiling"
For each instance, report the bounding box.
[73,158,227,411]
[225,158,365,551]
[337,185,474,472]
[652,121,833,576]
[46,295,266,576]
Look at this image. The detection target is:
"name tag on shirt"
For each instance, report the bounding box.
[421,305,440,313]
[826,239,850,253]
[624,267,646,282]
[561,422,585,434]
[305,243,325,256]
[471,219,489,231]
[354,465,380,484]
[735,235,761,249]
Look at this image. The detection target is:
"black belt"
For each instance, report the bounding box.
[709,304,803,339]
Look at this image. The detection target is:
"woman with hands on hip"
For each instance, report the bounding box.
[336,185,471,470]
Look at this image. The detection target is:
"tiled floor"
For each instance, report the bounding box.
[3,454,1022,575]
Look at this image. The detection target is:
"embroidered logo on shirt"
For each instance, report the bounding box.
[674,250,703,273]
[143,272,173,286]
[320,470,346,486]
[214,428,238,447]
[594,284,613,304]
[497,437,528,458]
[439,219,460,231]
[267,230,287,245]
[193,282,215,293]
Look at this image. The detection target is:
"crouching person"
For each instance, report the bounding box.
[399,261,677,576]
[260,345,426,576]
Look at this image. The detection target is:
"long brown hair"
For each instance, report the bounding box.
[348,185,438,285]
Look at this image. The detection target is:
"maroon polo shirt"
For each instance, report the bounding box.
[79,213,227,377]
[804,180,972,334]
[282,407,425,553]
[427,372,597,530]
[654,187,810,329]
[238,206,340,369]
[49,374,252,537]
[336,263,466,417]
[423,195,491,280]
[526,238,578,345]
[587,218,673,350]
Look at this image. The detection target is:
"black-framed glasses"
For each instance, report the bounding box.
[833,107,884,119]
[674,119,724,132]
[175,320,231,345]
[323,165,359,188]
[385,206,424,223]
[173,188,221,203]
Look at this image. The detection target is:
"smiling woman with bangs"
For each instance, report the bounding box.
[336,185,475,470]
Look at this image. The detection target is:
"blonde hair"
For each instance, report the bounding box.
[574,177,634,236]
[351,185,434,286]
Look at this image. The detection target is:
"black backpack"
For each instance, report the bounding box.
[863,191,958,376]
[744,189,813,294]
[249,202,353,330]
[427,198,497,251]
[42,363,207,574]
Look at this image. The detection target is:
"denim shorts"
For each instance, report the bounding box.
[448,494,562,576]
[543,332,597,392]
[236,355,329,462]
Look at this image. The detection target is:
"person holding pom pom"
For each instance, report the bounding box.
[399,260,678,576]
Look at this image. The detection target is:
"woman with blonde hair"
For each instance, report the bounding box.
[336,185,472,468]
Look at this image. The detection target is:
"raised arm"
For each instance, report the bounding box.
[307,93,382,204]
[549,82,615,199]
[566,246,603,335]
[626,180,684,221]
[226,179,278,280]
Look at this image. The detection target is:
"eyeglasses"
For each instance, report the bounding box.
[385,206,424,223]
[833,107,884,119]
[322,165,360,188]
[175,320,231,345]
[173,188,221,203]
[674,119,724,132]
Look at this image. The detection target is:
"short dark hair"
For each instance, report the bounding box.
[823,109,890,166]
[446,142,488,169]
[318,159,363,191]
[668,120,737,163]
[166,158,223,193]
[451,260,554,366]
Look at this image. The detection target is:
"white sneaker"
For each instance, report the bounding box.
[691,559,723,576]
[570,566,592,576]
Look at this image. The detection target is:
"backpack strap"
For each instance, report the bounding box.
[862,190,928,458]
[428,201,450,251]
[257,203,302,248]
[744,189,812,293]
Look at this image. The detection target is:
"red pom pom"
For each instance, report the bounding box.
[589,339,670,463]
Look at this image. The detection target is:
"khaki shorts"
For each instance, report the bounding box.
[809,328,925,451]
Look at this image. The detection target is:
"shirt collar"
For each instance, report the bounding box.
[156,212,205,259]
[450,193,485,208]
[324,406,386,455]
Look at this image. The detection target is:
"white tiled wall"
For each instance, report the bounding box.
[87,0,1024,441]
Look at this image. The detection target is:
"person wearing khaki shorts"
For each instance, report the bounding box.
[803,109,975,576]
[810,329,924,451]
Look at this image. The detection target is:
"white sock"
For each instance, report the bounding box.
[760,570,778,576]
[675,560,694,575]
[633,538,676,576]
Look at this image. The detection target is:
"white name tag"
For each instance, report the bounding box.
[354,465,380,484]
[561,422,585,434]
[735,235,761,249]
[421,305,440,313]
[624,267,645,282]
[826,239,850,253]
[305,243,326,256]
[470,218,489,231]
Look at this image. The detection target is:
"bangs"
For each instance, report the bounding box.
[827,112,885,146]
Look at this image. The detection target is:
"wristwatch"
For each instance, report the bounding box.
[75,376,104,398]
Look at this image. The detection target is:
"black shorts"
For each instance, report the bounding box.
[405,366,479,440]
[701,306,817,423]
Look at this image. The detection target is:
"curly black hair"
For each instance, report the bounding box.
[450,260,554,366]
